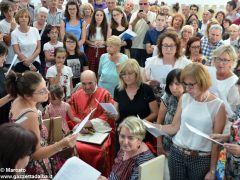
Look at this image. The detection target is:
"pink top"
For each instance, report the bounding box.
[46,102,70,134]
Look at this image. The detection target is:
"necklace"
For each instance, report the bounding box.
[200,92,209,102]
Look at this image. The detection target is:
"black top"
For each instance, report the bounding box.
[64,54,88,78]
[112,27,132,53]
[114,83,155,125]
[0,68,11,124]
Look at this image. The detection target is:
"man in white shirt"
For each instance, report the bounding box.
[104,0,117,24]
[130,0,156,67]
[200,10,211,35]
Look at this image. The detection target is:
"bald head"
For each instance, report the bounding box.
[81,70,97,94]
[81,70,97,82]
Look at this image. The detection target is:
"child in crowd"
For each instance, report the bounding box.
[46,47,73,98]
[63,32,88,87]
[44,85,81,135]
[43,26,63,74]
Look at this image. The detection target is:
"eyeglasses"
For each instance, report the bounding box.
[120,72,135,78]
[66,40,76,44]
[190,46,201,49]
[33,88,49,96]
[215,57,232,65]
[182,82,197,89]
[139,3,148,5]
[162,44,176,50]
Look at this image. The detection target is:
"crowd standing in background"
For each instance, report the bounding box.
[0,0,240,179]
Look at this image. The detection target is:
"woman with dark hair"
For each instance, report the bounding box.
[60,0,86,52]
[157,68,184,180]
[108,7,132,56]
[215,11,225,26]
[222,18,232,40]
[63,32,89,87]
[0,42,12,125]
[6,71,77,176]
[85,9,108,75]
[144,31,191,104]
[189,19,203,39]
[185,37,207,64]
[186,14,199,25]
[0,123,37,174]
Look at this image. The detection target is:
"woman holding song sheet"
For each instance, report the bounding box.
[143,31,191,104]
[145,63,226,180]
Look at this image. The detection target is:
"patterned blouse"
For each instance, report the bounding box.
[226,105,240,180]
[108,149,155,180]
[161,93,178,153]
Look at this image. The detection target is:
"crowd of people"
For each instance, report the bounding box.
[0,0,240,179]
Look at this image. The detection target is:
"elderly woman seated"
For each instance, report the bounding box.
[99,116,155,180]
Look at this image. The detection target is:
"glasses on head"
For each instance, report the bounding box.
[162,44,176,50]
[33,88,49,96]
[139,3,148,5]
[120,72,135,78]
[182,82,197,89]
[215,57,232,65]
[66,40,76,44]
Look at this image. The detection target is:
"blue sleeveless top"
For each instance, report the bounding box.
[65,19,84,52]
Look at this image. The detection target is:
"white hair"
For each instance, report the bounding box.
[37,7,49,15]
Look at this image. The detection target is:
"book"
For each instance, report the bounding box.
[77,132,109,145]
[118,29,137,41]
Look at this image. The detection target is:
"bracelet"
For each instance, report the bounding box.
[159,124,163,131]
[54,142,62,152]
[210,169,216,175]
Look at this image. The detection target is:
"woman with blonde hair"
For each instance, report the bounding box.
[146,63,226,180]
[113,58,158,152]
[81,2,94,28]
[98,35,128,96]
[212,44,240,133]
[180,25,194,53]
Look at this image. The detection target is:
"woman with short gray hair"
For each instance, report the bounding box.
[98,116,155,180]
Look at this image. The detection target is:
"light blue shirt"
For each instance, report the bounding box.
[98,53,128,96]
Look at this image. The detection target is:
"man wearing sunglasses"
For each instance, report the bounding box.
[129,0,156,67]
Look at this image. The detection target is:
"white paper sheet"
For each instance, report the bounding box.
[185,122,224,146]
[142,121,170,138]
[95,99,118,116]
[73,108,96,135]
[150,64,172,83]
[53,156,101,180]
[6,54,18,76]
